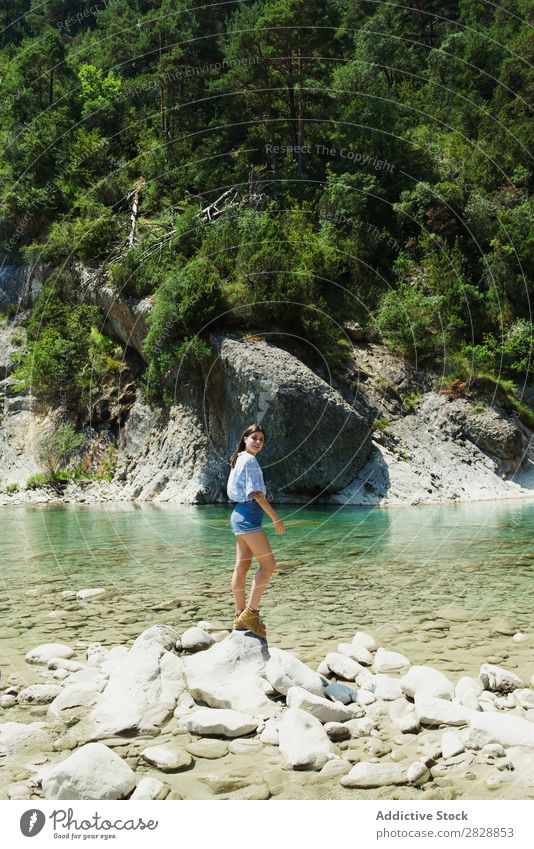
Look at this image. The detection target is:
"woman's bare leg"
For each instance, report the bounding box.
[231,535,253,614]
[240,530,277,610]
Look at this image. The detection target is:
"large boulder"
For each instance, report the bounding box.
[89,641,185,737]
[468,713,534,748]
[278,708,334,770]
[208,334,373,498]
[39,743,136,800]
[183,631,273,716]
[400,666,454,700]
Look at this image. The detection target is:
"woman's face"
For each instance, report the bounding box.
[244,430,265,454]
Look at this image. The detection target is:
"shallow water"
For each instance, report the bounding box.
[1,499,533,679]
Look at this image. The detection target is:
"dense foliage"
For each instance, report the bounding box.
[1,0,532,400]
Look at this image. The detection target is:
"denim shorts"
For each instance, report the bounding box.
[230,501,264,536]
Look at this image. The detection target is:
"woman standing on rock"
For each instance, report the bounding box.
[227,423,285,639]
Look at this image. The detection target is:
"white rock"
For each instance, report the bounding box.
[7,783,31,800]
[76,588,108,602]
[355,670,376,691]
[48,683,103,718]
[415,694,474,727]
[400,666,454,701]
[317,660,331,677]
[324,722,351,742]
[373,648,410,674]
[39,743,135,799]
[341,762,408,788]
[352,631,377,652]
[319,757,352,777]
[323,682,357,704]
[514,689,534,710]
[90,641,185,737]
[25,643,74,665]
[345,716,375,736]
[184,631,273,715]
[228,738,263,754]
[131,777,166,800]
[480,664,525,693]
[47,658,84,672]
[286,686,355,723]
[141,745,192,771]
[0,695,17,708]
[60,591,77,599]
[259,720,279,745]
[18,684,62,705]
[407,761,431,784]
[374,674,403,701]
[324,653,364,681]
[356,689,376,707]
[481,743,506,758]
[180,627,215,653]
[442,730,465,759]
[178,707,257,738]
[266,647,324,697]
[468,712,534,748]
[0,722,52,756]
[338,643,373,666]
[397,712,421,734]
[278,708,334,770]
[133,624,181,651]
[513,633,527,643]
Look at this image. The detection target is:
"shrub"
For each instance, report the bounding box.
[37,423,86,479]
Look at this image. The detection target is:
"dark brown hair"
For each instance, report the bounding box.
[229,423,266,467]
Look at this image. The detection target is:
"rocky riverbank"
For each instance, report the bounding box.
[2,618,534,801]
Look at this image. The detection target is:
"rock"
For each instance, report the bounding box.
[317,660,331,677]
[363,738,391,758]
[0,722,52,756]
[183,631,272,715]
[341,762,409,788]
[186,739,229,759]
[7,783,31,800]
[468,712,534,748]
[319,757,352,777]
[324,682,358,704]
[481,743,506,758]
[90,641,185,737]
[373,648,410,674]
[25,643,74,665]
[131,777,167,800]
[181,627,215,653]
[278,708,334,770]
[400,666,454,700]
[141,745,192,772]
[0,695,16,708]
[397,713,421,734]
[39,742,136,800]
[133,624,181,651]
[338,643,373,666]
[356,690,376,707]
[407,761,431,785]
[47,658,84,672]
[228,738,263,754]
[211,334,372,498]
[441,730,465,759]
[266,647,324,697]
[415,694,474,727]
[76,588,108,602]
[352,632,377,652]
[324,722,351,742]
[18,684,63,705]
[345,716,375,736]
[514,689,534,710]
[324,653,364,681]
[463,727,492,751]
[259,720,279,746]
[286,686,356,723]
[47,683,101,718]
[374,675,403,701]
[513,632,527,643]
[479,664,524,693]
[178,708,257,738]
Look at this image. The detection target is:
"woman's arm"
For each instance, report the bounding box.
[252,492,286,533]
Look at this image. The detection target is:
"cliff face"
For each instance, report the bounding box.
[0,263,532,506]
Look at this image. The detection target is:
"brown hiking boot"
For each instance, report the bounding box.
[234,607,266,639]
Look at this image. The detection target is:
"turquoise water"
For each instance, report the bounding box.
[1,499,533,679]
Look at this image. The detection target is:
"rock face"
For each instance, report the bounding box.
[207,334,373,498]
[39,743,136,800]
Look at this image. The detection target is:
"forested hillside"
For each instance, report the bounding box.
[1,0,532,410]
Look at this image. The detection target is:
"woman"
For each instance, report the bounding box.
[227,423,286,639]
